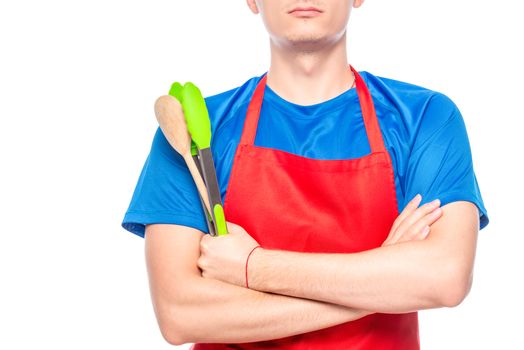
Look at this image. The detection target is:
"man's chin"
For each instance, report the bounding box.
[282,34,332,51]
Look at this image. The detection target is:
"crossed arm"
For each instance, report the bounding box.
[145,200,479,345]
[246,201,479,313]
[145,224,371,346]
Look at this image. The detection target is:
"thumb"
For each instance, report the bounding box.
[225,221,236,231]
[226,221,242,233]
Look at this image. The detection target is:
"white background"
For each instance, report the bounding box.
[1,1,522,349]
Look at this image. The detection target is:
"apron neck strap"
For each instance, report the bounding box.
[240,65,386,153]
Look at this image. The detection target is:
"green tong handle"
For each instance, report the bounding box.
[169,82,212,228]
[182,83,228,236]
[213,204,228,236]
[169,81,228,236]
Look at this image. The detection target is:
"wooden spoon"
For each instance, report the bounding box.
[154,94,212,215]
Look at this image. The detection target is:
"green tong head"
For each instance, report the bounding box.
[168,81,228,236]
[169,82,199,156]
[169,81,183,101]
[180,82,212,150]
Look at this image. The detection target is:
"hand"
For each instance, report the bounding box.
[382,194,443,246]
[198,221,261,287]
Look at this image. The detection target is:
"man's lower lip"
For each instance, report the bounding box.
[289,10,322,17]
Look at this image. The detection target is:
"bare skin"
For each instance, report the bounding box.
[199,199,478,314]
[247,0,365,105]
[146,194,440,345]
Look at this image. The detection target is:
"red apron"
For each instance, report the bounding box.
[193,65,419,349]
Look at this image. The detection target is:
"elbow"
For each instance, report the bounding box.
[164,331,185,347]
[156,302,191,346]
[160,308,188,346]
[154,277,207,345]
[437,264,473,308]
[165,333,187,347]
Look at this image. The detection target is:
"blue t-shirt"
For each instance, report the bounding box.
[122,70,489,238]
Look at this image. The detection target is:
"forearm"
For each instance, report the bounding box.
[248,239,449,313]
[174,274,372,345]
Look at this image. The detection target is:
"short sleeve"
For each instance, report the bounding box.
[121,127,209,238]
[402,93,489,230]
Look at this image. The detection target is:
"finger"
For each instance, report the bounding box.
[388,198,440,245]
[226,221,239,231]
[422,225,431,239]
[385,194,422,245]
[226,221,247,235]
[200,234,212,251]
[395,205,442,244]
[408,207,443,239]
[390,194,422,234]
[225,222,238,235]
[197,256,204,269]
[397,198,441,233]
[396,224,431,244]
[381,238,392,247]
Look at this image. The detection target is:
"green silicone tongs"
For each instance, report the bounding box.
[169,82,228,236]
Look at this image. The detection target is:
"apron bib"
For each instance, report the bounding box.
[193,65,419,349]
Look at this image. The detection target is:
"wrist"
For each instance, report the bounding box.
[245,245,263,289]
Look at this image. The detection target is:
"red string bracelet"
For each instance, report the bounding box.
[245,245,262,289]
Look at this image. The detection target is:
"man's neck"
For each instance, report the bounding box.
[266,33,354,106]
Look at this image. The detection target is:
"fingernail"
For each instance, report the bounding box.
[431,198,441,206]
[422,225,430,236]
[412,194,422,202]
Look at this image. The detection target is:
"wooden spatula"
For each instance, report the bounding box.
[154,95,212,216]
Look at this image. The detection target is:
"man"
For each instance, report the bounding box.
[122,0,489,348]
